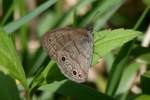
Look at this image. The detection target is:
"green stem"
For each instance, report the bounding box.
[26,90,32,100]
[134,6,150,30]
[1,1,14,25]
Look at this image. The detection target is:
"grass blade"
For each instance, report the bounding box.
[4,0,57,33]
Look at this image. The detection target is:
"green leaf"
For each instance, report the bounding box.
[131,47,150,59]
[46,63,66,83]
[4,0,57,33]
[79,0,125,29]
[131,44,150,65]
[38,80,114,100]
[29,60,56,94]
[106,7,149,97]
[1,0,14,25]
[27,50,47,77]
[106,40,134,96]
[116,63,140,96]
[0,30,28,89]
[0,72,20,100]
[104,53,115,72]
[37,12,57,37]
[143,0,150,6]
[137,53,150,64]
[46,0,95,30]
[135,95,150,100]
[93,0,125,31]
[53,0,95,27]
[141,70,150,94]
[92,28,141,64]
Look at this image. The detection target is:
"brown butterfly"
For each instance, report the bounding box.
[42,27,93,83]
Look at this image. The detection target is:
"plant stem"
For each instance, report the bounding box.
[134,6,150,30]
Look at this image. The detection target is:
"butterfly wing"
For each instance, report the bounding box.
[42,28,93,83]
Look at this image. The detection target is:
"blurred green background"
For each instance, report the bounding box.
[0,0,150,100]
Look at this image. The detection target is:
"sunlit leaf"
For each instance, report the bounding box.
[0,29,28,89]
[92,28,141,64]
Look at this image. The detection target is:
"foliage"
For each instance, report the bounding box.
[0,0,150,100]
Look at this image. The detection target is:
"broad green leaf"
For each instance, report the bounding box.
[135,95,150,100]
[0,30,28,89]
[92,28,141,64]
[141,70,150,94]
[0,72,20,100]
[38,80,114,100]
[4,0,57,33]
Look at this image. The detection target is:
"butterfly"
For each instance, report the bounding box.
[42,27,93,83]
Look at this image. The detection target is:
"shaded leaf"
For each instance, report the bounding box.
[131,47,150,64]
[106,40,134,96]
[116,63,140,96]
[137,53,150,64]
[0,72,20,100]
[29,60,55,94]
[141,70,150,94]
[38,80,114,100]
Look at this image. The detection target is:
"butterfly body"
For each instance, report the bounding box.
[42,28,93,83]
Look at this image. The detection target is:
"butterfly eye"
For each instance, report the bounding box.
[61,56,66,61]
